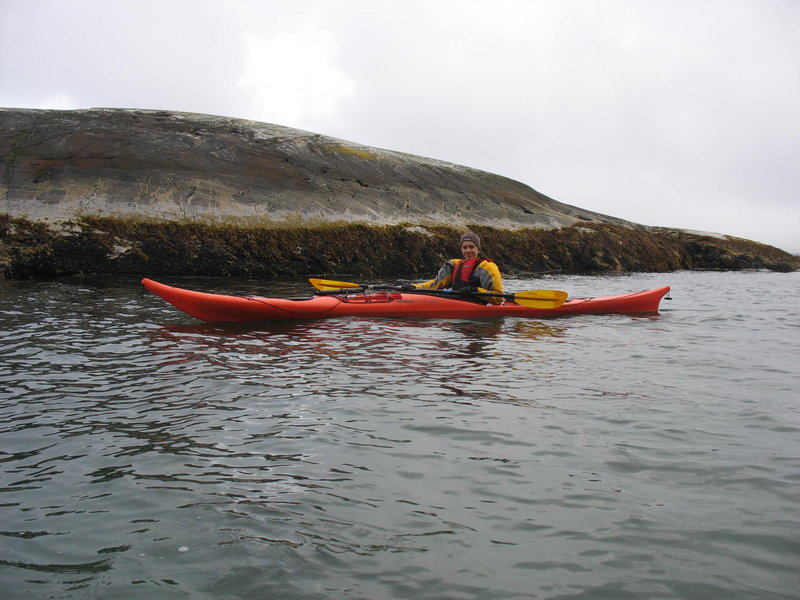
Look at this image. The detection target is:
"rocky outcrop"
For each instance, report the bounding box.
[1,108,798,278]
[1,107,629,229]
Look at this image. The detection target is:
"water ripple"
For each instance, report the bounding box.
[1,273,799,599]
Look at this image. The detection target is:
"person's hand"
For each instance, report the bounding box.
[400,283,416,291]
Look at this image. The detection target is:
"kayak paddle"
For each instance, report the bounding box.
[308,278,363,291]
[308,278,568,309]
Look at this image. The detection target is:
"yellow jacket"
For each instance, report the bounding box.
[414,258,504,304]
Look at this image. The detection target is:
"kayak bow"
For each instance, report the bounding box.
[141,278,670,323]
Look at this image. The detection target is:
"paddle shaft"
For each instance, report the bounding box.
[308,278,567,307]
[315,286,566,307]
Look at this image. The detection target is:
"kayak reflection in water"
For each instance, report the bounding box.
[401,232,504,304]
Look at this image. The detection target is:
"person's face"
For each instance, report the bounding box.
[461,242,479,260]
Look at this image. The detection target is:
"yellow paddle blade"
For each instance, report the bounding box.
[510,289,568,309]
[308,278,362,291]
[511,296,566,309]
[514,289,568,302]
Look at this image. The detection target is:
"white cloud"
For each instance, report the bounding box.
[238,24,355,127]
[0,91,78,111]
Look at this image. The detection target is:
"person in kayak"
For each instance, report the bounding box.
[401,232,504,304]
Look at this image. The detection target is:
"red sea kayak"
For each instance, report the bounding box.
[142,278,670,323]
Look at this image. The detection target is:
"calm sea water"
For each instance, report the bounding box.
[1,270,798,600]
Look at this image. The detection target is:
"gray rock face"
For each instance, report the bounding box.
[4,107,797,279]
[1,108,635,230]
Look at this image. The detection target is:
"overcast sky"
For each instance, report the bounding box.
[2,0,798,252]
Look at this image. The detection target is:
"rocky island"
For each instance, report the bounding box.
[1,108,797,279]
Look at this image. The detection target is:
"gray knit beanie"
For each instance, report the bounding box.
[459,232,481,251]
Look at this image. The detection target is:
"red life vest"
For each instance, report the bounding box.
[452,257,492,291]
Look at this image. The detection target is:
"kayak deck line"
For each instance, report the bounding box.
[141,278,671,323]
